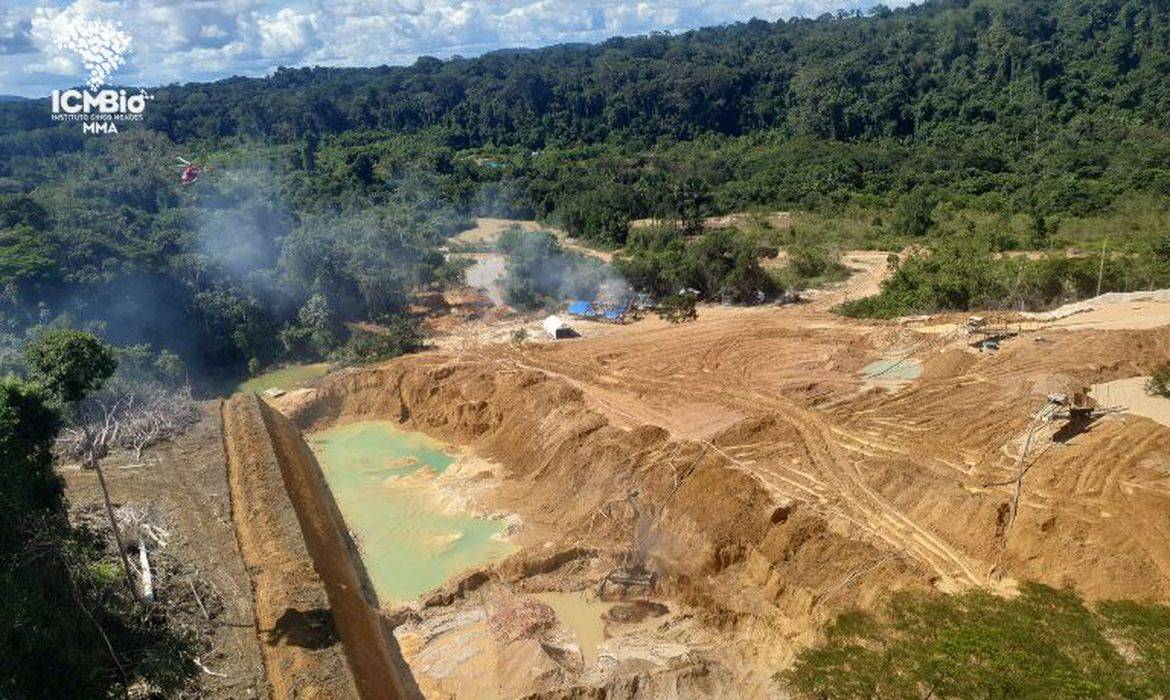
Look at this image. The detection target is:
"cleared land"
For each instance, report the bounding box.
[263,253,1170,695]
[60,404,266,699]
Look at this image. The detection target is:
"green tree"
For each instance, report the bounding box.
[0,378,62,549]
[0,375,196,698]
[673,176,711,236]
[25,329,118,405]
[891,188,935,238]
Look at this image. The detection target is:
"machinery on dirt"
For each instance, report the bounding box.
[1047,386,1100,420]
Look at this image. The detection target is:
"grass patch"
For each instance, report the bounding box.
[781,582,1170,699]
[235,362,332,394]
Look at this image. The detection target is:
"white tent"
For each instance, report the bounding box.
[543,315,573,339]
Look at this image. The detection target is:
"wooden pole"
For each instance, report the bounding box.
[1096,239,1107,297]
[92,455,141,602]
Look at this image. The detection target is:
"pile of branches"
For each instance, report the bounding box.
[57,387,202,465]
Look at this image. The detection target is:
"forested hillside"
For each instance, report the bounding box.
[7,0,1170,146]
[1,0,1169,383]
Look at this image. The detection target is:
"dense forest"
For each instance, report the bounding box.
[1,0,1169,384]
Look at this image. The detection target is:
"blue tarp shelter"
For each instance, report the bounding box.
[603,302,629,322]
[568,300,598,318]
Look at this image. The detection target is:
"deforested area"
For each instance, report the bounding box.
[3,0,1170,697]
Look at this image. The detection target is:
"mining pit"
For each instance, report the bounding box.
[220,267,1170,698]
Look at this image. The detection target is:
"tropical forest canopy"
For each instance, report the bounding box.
[1,0,1169,384]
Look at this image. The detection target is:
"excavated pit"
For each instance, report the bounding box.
[307,420,517,606]
[228,312,1170,698]
[260,356,929,698]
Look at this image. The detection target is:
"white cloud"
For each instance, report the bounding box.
[258,7,320,58]
[0,0,915,97]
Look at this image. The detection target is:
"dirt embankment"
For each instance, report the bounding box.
[223,394,417,699]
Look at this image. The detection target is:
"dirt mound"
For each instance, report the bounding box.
[223,394,416,699]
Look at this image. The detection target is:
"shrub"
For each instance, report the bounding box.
[1147,365,1170,398]
[658,293,698,323]
[339,317,423,363]
[891,188,935,237]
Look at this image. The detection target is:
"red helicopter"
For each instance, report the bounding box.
[177,156,206,185]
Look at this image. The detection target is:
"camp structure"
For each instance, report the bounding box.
[568,300,598,319]
[543,315,575,340]
[567,298,631,323]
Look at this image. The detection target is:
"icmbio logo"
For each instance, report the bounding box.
[48,15,152,134]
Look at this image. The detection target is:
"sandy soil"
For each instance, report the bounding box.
[1049,301,1170,330]
[263,251,1170,696]
[1092,376,1170,427]
[60,403,266,699]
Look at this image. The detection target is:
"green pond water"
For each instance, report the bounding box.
[309,421,516,605]
[236,362,332,394]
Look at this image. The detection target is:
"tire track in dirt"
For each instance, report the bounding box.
[498,348,984,588]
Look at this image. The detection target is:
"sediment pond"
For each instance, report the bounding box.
[533,591,616,666]
[309,421,516,606]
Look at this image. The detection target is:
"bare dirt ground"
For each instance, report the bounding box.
[265,251,1170,697]
[61,403,266,699]
[453,217,613,263]
[1092,376,1170,427]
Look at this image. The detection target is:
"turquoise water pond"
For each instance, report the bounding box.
[862,359,924,380]
[309,421,515,606]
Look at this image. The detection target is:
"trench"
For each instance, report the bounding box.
[308,420,517,607]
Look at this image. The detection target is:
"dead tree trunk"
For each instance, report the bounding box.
[88,437,141,603]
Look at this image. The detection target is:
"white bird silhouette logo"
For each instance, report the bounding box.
[53,17,131,91]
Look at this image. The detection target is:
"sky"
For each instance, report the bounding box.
[0,0,914,97]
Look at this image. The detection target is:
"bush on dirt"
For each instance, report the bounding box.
[838,235,1170,319]
[618,226,777,303]
[658,293,698,323]
[1147,365,1170,398]
[339,318,424,363]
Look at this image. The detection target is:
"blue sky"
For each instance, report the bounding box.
[1,0,913,97]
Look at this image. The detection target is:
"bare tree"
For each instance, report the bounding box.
[60,395,140,601]
[57,387,200,602]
